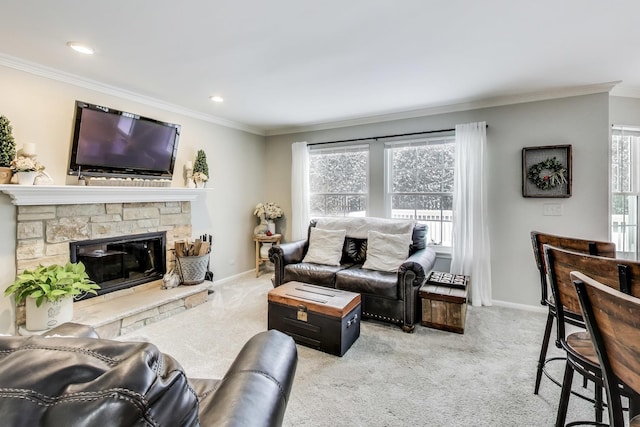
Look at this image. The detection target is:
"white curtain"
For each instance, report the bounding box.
[450,122,492,306]
[291,142,310,241]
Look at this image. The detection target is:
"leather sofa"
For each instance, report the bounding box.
[269,217,436,332]
[0,322,297,426]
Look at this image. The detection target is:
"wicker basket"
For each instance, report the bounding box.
[175,254,209,285]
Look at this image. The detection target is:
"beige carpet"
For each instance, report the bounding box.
[118,274,599,427]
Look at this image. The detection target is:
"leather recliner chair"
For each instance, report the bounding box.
[0,323,297,426]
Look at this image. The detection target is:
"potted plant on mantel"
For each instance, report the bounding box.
[0,115,16,184]
[193,149,209,188]
[4,262,100,331]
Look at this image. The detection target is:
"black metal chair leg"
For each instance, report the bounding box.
[535,310,555,394]
[556,362,574,427]
[594,386,604,423]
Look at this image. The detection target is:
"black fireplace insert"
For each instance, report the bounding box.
[70,232,166,300]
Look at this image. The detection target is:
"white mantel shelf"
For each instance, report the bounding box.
[0,185,205,206]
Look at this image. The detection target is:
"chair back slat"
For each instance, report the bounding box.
[543,245,640,339]
[531,231,615,305]
[572,271,640,427]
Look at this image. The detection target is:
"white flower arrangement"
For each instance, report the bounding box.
[254,202,283,220]
[10,155,44,172]
[193,172,208,182]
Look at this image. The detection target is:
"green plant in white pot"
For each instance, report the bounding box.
[5,262,100,331]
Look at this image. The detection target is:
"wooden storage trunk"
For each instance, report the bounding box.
[419,282,468,334]
[268,281,361,356]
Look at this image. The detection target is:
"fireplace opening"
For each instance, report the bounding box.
[70,232,167,300]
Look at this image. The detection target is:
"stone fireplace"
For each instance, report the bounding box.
[1,186,207,336]
[16,200,191,274]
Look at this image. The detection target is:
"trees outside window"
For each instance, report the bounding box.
[306,135,455,248]
[385,137,455,246]
[309,145,368,217]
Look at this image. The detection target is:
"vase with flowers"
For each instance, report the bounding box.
[11,155,44,185]
[253,202,283,235]
[193,172,208,188]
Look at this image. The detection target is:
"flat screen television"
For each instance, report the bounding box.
[68,101,181,179]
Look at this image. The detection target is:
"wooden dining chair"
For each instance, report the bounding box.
[543,245,640,427]
[530,231,615,395]
[572,271,640,427]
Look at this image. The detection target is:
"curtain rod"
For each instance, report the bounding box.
[307,124,489,147]
[308,128,455,146]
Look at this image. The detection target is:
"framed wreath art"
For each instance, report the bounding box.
[522,145,572,198]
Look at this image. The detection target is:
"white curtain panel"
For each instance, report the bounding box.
[291,142,311,241]
[451,122,492,306]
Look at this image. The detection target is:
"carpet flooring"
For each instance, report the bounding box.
[118,275,601,427]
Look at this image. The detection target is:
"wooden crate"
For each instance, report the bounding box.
[419,283,468,334]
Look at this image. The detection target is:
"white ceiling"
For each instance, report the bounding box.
[1,1,639,135]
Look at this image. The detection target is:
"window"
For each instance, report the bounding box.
[309,145,369,217]
[385,136,455,247]
[611,126,640,259]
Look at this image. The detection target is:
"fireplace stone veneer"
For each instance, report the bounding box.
[14,201,194,329]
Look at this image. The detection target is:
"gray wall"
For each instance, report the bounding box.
[611,96,640,126]
[265,93,611,309]
[0,64,266,333]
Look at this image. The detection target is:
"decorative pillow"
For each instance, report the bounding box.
[362,231,412,272]
[303,228,347,266]
[343,238,367,263]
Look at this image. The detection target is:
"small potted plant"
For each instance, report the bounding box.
[193,149,209,188]
[0,115,16,184]
[5,262,100,331]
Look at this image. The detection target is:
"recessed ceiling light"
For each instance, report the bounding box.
[209,95,224,103]
[67,41,94,55]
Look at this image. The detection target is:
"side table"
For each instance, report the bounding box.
[253,234,281,277]
[419,271,469,334]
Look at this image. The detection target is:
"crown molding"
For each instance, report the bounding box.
[0,53,265,136]
[266,81,621,136]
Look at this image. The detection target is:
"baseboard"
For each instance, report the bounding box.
[492,299,546,313]
[212,270,256,286]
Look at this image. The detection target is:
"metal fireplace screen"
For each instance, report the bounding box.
[70,231,167,300]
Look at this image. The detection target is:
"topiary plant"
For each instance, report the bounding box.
[193,149,209,179]
[0,115,16,168]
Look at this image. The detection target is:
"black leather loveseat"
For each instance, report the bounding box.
[269,217,436,332]
[0,322,297,426]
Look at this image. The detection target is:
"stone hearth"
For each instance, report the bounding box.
[73,280,210,338]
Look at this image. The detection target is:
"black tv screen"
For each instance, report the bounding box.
[69,101,181,179]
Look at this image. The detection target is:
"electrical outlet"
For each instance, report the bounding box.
[543,203,563,216]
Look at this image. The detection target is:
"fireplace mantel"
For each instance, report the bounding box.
[0,185,204,206]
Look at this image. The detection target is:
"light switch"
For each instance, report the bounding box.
[543,203,563,216]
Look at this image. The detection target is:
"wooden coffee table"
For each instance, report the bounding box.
[268,281,361,356]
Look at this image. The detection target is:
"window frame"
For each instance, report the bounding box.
[384,135,456,248]
[308,143,370,218]
[611,126,640,260]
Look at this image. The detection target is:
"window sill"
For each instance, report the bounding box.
[428,245,452,257]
